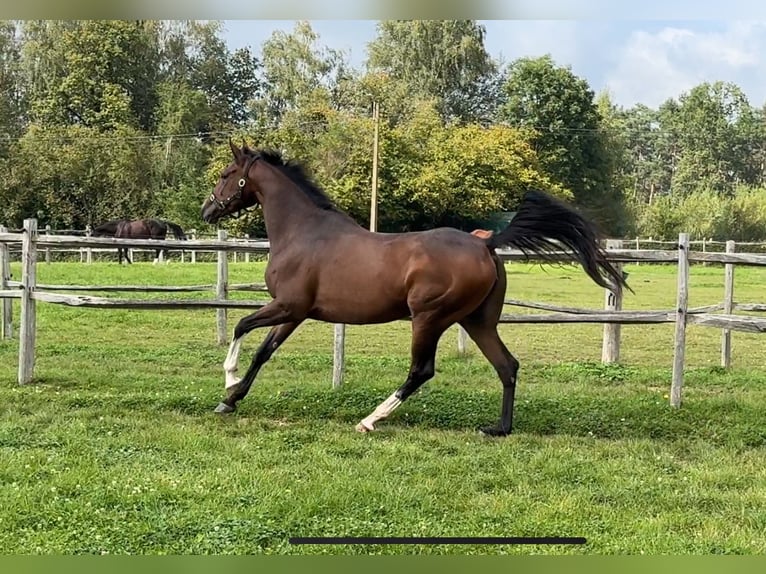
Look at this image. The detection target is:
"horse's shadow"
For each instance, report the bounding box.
[17,373,766,447]
[216,384,766,447]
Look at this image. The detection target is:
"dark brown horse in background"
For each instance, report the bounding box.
[92,218,187,264]
[200,141,629,436]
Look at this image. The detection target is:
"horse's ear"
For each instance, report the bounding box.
[229,138,242,161]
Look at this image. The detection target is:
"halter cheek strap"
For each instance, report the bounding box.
[210,156,259,211]
[238,155,257,191]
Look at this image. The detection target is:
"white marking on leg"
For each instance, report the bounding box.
[224,337,243,389]
[357,392,402,432]
[152,258,158,265]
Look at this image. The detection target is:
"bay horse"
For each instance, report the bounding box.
[200,141,629,436]
[92,218,187,264]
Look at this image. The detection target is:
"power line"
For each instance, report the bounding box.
[0,121,696,145]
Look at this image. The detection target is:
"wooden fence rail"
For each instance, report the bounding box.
[2,220,766,410]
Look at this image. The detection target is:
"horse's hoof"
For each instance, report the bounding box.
[480,426,510,437]
[214,402,236,414]
[355,422,373,433]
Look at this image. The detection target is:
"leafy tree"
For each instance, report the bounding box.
[21,20,161,131]
[499,55,623,233]
[183,21,260,131]
[618,104,668,204]
[740,105,766,187]
[2,124,155,228]
[366,20,498,124]
[252,21,346,127]
[151,82,211,226]
[671,81,755,196]
[0,21,26,158]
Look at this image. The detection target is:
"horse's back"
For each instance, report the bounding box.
[395,226,490,257]
[116,219,155,239]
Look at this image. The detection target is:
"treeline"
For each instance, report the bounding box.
[1,20,765,240]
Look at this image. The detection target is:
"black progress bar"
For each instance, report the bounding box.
[289,536,586,545]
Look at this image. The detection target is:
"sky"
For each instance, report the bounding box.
[220,19,766,110]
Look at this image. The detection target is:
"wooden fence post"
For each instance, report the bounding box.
[601,239,623,364]
[85,225,93,264]
[721,240,735,369]
[702,237,708,267]
[190,230,197,264]
[45,224,51,264]
[18,219,38,385]
[216,230,228,345]
[244,235,250,263]
[457,326,469,356]
[333,323,345,389]
[0,225,12,339]
[670,233,690,408]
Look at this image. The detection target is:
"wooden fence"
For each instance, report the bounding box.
[2,220,766,409]
[6,225,766,263]
[1,225,264,264]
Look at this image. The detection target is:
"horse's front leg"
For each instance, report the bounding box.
[215,299,303,414]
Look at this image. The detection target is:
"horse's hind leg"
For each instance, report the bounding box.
[459,318,519,436]
[356,317,444,432]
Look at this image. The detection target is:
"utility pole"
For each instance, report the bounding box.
[370,101,380,233]
[335,101,381,388]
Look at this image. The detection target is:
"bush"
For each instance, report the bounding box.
[631,187,766,241]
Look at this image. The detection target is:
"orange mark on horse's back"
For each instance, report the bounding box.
[471,229,494,239]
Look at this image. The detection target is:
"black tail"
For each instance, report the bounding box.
[163,221,187,241]
[486,191,631,294]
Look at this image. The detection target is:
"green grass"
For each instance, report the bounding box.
[1,261,765,555]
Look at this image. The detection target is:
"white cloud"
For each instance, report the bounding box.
[221,20,766,110]
[606,22,766,109]
[482,21,584,68]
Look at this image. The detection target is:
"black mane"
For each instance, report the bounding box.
[250,148,340,212]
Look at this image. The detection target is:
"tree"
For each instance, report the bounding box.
[0,21,26,158]
[151,81,211,225]
[366,20,498,124]
[618,104,668,204]
[2,20,262,230]
[182,21,260,131]
[499,55,623,233]
[671,81,757,196]
[1,124,156,229]
[376,100,569,231]
[21,20,161,131]
[252,21,346,127]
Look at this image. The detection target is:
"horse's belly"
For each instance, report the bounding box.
[308,284,410,325]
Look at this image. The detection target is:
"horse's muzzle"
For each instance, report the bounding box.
[201,200,220,224]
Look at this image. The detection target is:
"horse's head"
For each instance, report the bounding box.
[201,139,261,224]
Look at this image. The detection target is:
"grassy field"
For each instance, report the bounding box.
[0,259,765,555]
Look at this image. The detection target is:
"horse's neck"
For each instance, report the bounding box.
[261,196,313,249]
[257,165,362,251]
[257,173,315,243]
